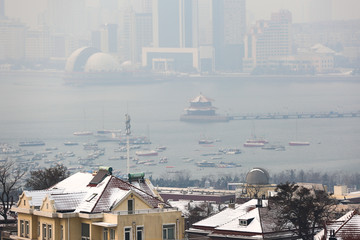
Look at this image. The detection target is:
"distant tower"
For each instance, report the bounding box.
[125,114,131,175]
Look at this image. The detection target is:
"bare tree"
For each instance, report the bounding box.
[0,162,25,222]
[273,182,336,240]
[25,164,70,190]
[246,184,264,198]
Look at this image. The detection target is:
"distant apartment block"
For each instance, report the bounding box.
[0,19,26,61]
[25,27,52,61]
[243,10,292,72]
[11,168,185,240]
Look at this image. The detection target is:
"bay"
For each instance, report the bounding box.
[0,72,359,179]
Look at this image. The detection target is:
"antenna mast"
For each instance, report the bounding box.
[125,114,131,175]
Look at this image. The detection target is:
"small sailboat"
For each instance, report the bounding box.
[289,119,310,146]
[244,121,268,147]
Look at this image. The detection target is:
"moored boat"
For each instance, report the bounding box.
[19,141,45,147]
[246,138,268,144]
[198,139,214,144]
[135,150,158,156]
[243,142,265,147]
[289,141,310,146]
[73,131,93,136]
[196,160,216,167]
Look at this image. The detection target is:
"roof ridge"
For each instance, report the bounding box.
[335,210,356,234]
[115,177,169,207]
[90,175,112,213]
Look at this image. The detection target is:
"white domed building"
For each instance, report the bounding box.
[64,47,123,85]
[235,168,277,199]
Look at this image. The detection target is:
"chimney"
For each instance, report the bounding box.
[256,198,263,208]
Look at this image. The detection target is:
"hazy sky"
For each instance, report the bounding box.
[4,0,360,28]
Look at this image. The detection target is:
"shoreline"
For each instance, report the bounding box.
[1,70,359,85]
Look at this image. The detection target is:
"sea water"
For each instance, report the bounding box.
[0,72,359,179]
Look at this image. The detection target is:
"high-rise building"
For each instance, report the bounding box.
[133,13,153,63]
[151,0,246,72]
[212,0,246,71]
[0,0,5,19]
[243,10,293,72]
[152,0,192,48]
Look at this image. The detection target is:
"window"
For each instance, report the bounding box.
[25,221,30,237]
[42,224,47,240]
[128,199,134,214]
[86,193,98,202]
[81,223,90,240]
[38,222,40,237]
[60,225,64,240]
[137,226,144,240]
[163,224,175,240]
[48,225,52,240]
[103,228,108,240]
[110,229,115,240]
[124,227,131,240]
[20,220,24,237]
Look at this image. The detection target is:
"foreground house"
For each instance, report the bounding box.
[11,168,185,240]
[315,210,360,240]
[187,199,298,240]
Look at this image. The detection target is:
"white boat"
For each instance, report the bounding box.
[73,131,93,136]
[289,141,310,146]
[243,142,264,147]
[245,138,268,144]
[135,150,158,156]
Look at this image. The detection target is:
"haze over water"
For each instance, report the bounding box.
[1,73,360,179]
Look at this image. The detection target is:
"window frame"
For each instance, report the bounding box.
[42,224,47,240]
[124,227,132,240]
[81,223,90,240]
[128,199,134,214]
[60,225,64,240]
[20,220,24,237]
[103,227,108,240]
[48,224,52,240]
[110,228,115,240]
[25,221,30,237]
[136,226,144,240]
[162,224,175,240]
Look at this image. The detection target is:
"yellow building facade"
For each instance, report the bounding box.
[11,169,185,240]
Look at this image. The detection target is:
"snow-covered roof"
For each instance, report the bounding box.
[311,44,336,54]
[193,199,267,229]
[190,94,213,103]
[21,171,167,214]
[50,192,87,212]
[24,189,64,207]
[315,210,360,240]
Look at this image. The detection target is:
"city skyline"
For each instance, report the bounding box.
[3,0,360,30]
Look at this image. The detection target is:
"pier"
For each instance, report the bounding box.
[230,111,360,120]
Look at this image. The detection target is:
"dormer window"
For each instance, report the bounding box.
[24,200,26,206]
[239,218,254,226]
